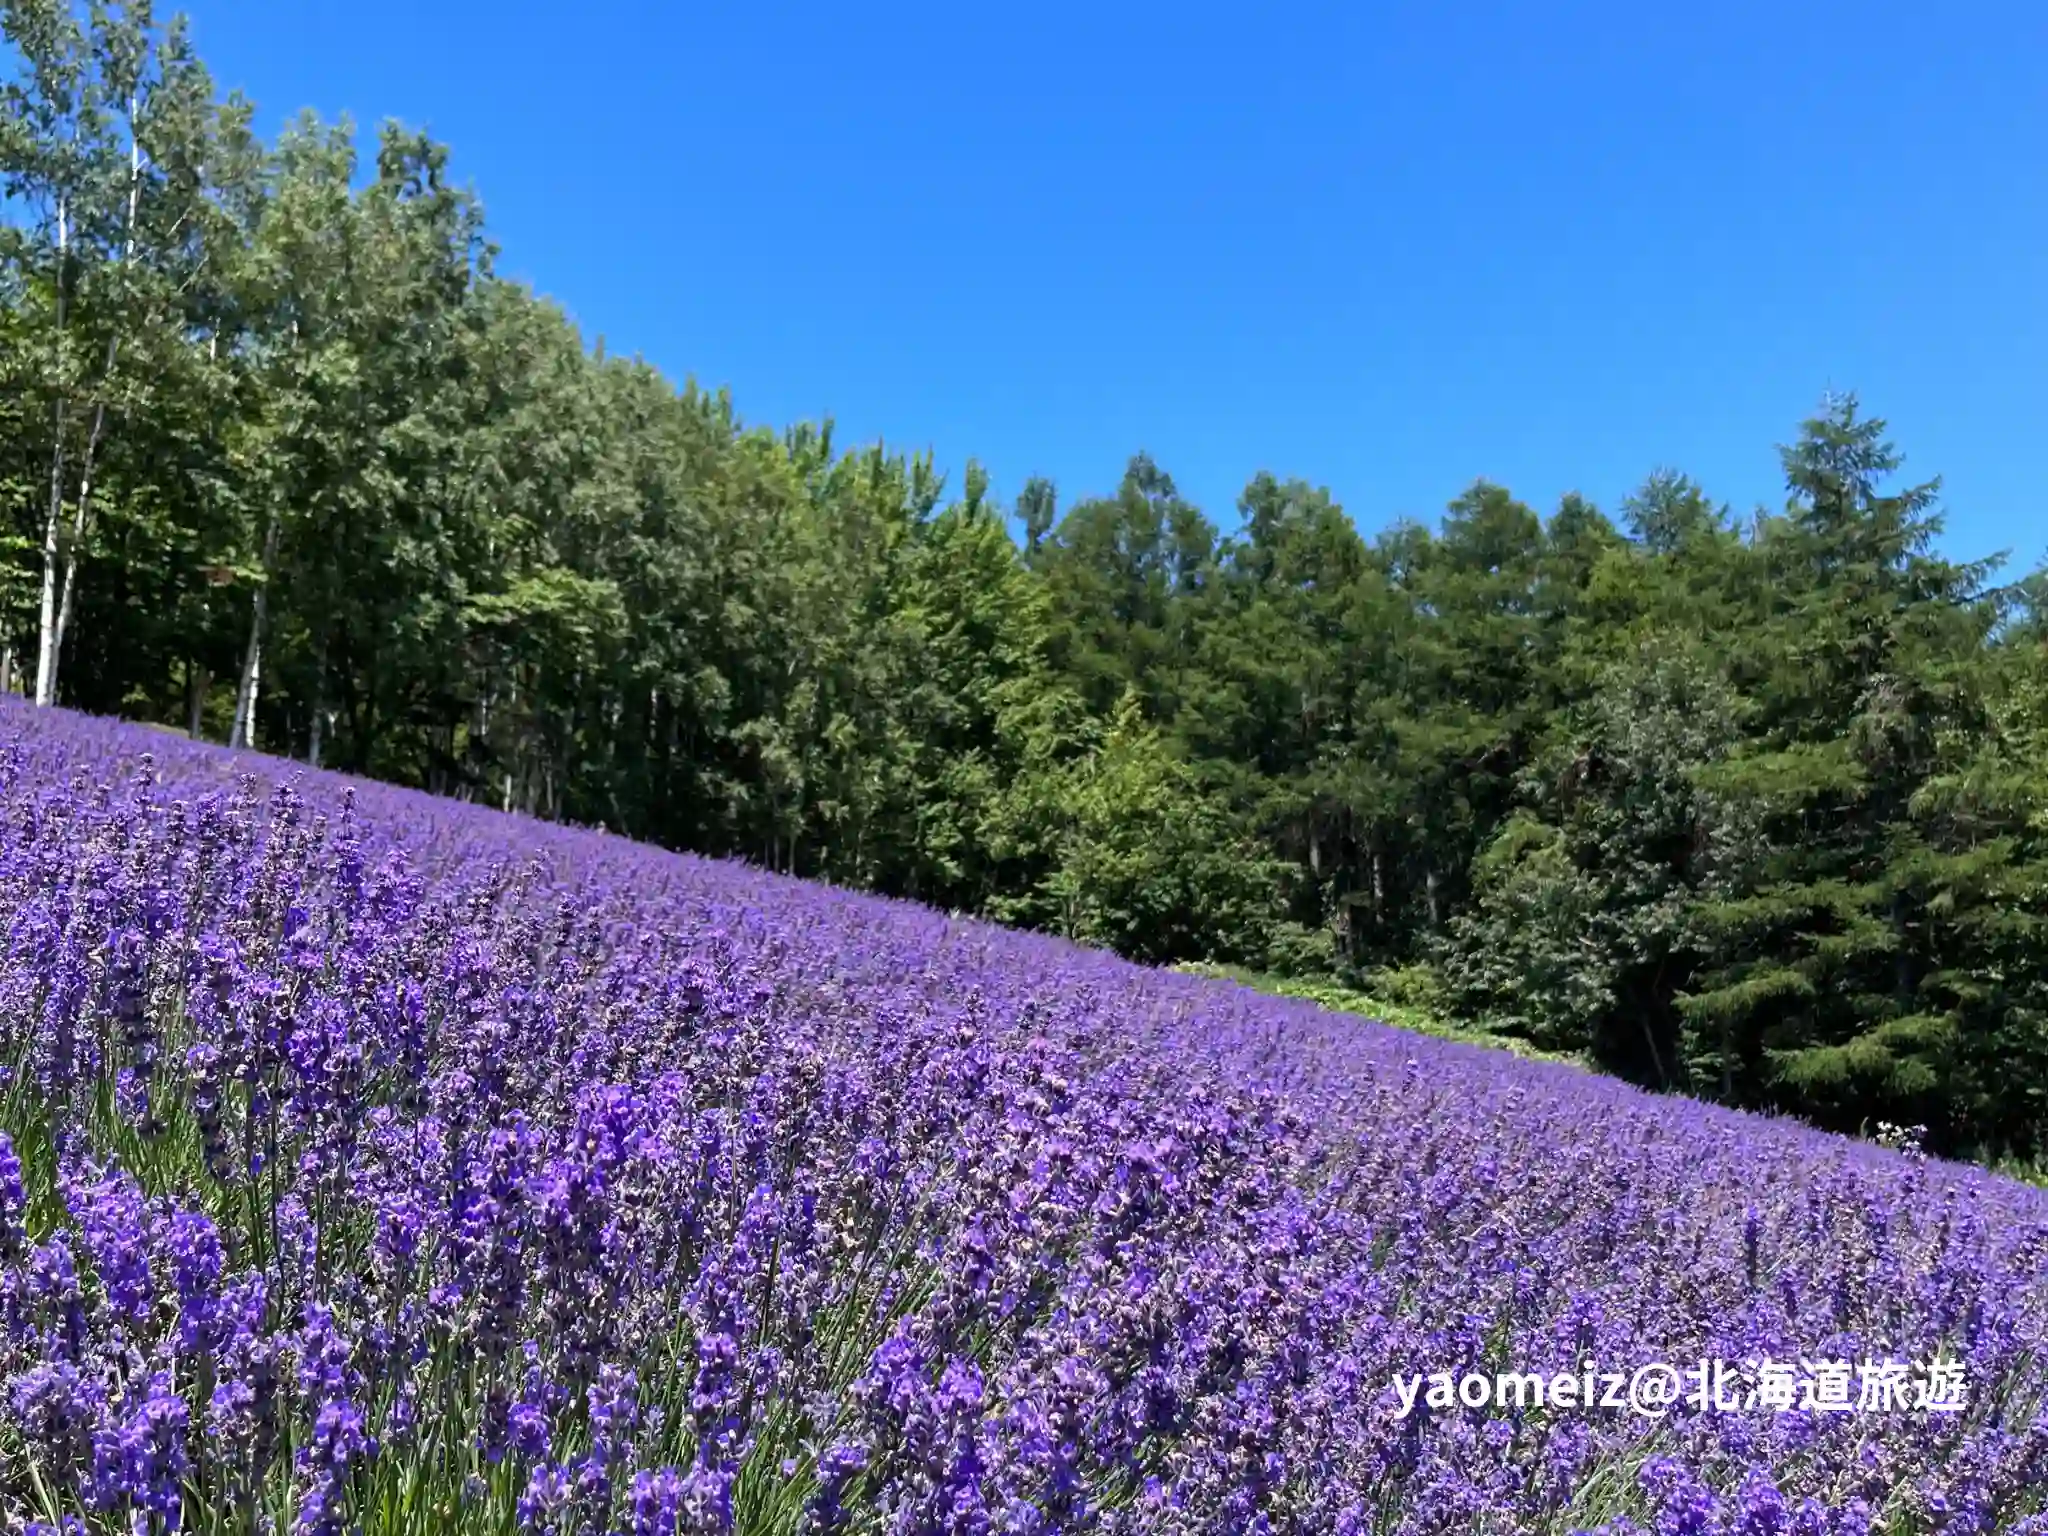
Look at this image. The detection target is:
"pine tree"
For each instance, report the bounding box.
[1679,396,2002,1136]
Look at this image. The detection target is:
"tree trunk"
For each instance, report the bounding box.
[186,660,208,737]
[308,644,326,767]
[53,391,112,672]
[1641,1009,1670,1091]
[231,511,282,750]
[35,197,70,708]
[243,643,261,750]
[1891,889,1914,1009]
[47,103,140,703]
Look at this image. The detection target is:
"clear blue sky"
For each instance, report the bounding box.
[187,0,2044,568]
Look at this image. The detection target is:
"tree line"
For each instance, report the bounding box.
[6,1,2047,1160]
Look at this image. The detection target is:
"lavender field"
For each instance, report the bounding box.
[0,698,2044,1536]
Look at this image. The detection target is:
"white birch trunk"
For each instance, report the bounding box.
[242,640,261,751]
[307,648,326,767]
[53,396,110,667]
[35,197,70,707]
[230,511,282,750]
[51,98,142,686]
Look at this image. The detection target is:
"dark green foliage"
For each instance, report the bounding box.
[3,8,2045,1160]
[1443,637,1750,1087]
[985,690,1307,968]
[1443,399,2048,1158]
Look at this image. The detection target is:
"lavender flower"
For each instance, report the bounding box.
[0,697,2041,1533]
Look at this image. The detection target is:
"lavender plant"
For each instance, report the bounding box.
[0,698,2044,1535]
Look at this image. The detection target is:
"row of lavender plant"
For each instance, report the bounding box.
[0,698,2044,1535]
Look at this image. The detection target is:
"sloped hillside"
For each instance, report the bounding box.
[0,699,2044,1535]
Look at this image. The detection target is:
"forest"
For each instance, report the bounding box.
[6,1,2047,1163]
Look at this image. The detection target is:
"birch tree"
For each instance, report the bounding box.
[0,0,215,705]
[2,0,104,704]
[223,114,353,751]
[51,11,224,688]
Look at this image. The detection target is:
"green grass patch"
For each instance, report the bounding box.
[1175,961,1589,1068]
